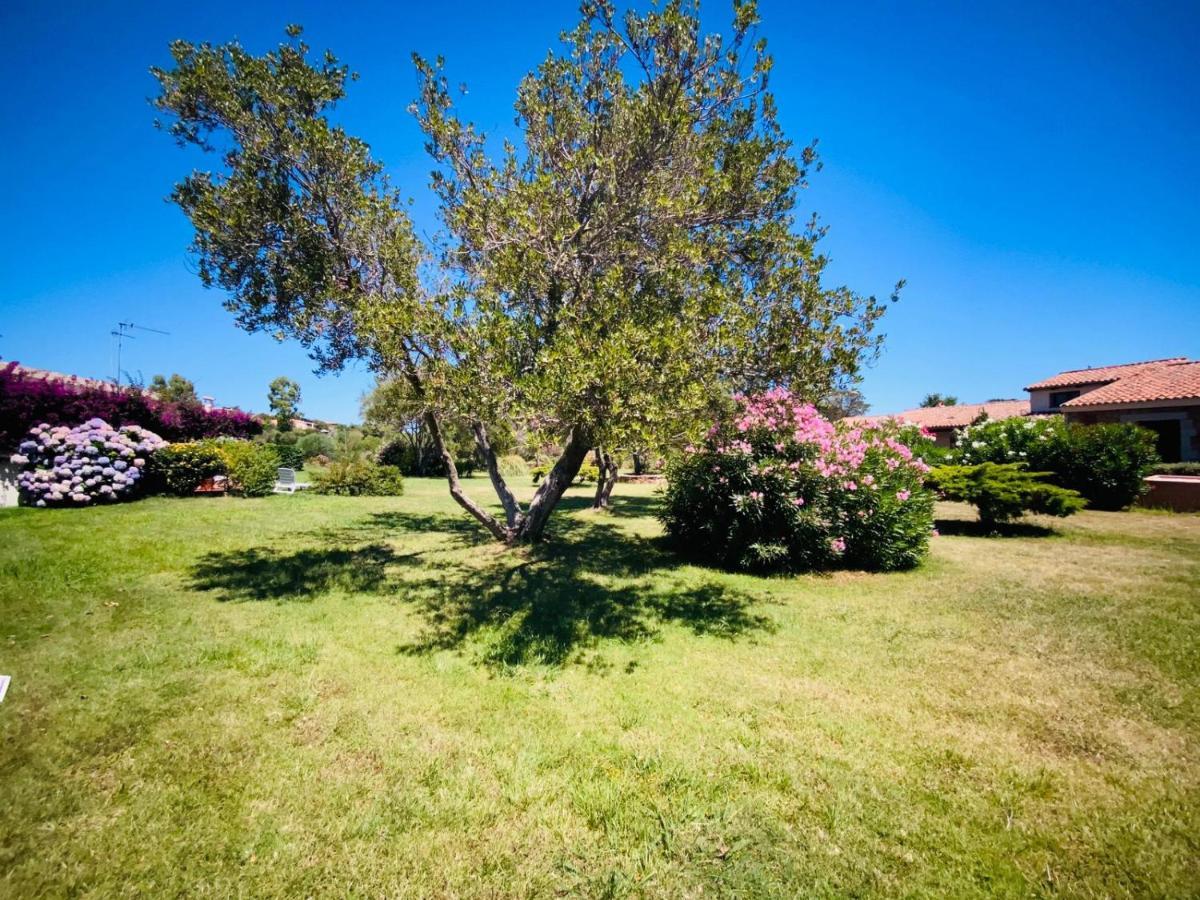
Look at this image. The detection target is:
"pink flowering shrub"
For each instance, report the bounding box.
[11,419,166,507]
[661,389,936,572]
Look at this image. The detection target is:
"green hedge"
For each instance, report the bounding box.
[217,441,280,497]
[311,460,405,496]
[149,443,227,496]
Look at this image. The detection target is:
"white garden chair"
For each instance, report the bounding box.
[273,467,310,494]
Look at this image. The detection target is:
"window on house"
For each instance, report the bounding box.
[1049,390,1081,408]
[1138,419,1183,463]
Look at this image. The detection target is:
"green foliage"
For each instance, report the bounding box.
[1055,422,1159,511]
[149,373,198,404]
[954,415,1067,469]
[953,416,1158,510]
[215,441,280,497]
[149,442,227,496]
[297,432,335,459]
[310,459,404,496]
[1151,462,1200,476]
[920,393,958,408]
[376,433,476,478]
[272,442,305,471]
[154,8,893,543]
[267,377,302,430]
[661,391,935,573]
[531,462,599,485]
[817,386,869,420]
[497,454,528,479]
[928,463,1085,527]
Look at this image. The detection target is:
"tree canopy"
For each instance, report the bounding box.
[153,1,896,544]
[267,377,302,430]
[920,393,958,408]
[149,373,198,404]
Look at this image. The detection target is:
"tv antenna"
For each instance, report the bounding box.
[111,321,170,386]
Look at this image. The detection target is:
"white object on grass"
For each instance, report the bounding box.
[0,675,9,703]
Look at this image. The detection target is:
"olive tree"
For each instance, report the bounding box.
[153,2,894,545]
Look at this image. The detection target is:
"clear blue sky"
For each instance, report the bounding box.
[2,0,1197,422]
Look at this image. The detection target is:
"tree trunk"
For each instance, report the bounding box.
[591,447,618,509]
[424,409,510,543]
[472,421,521,528]
[632,451,646,476]
[509,425,592,543]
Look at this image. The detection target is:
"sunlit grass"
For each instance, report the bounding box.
[1,478,1197,896]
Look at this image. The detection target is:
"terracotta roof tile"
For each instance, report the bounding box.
[1061,361,1200,407]
[848,399,1030,431]
[1024,357,1188,391]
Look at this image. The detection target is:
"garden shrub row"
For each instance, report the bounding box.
[0,361,260,451]
[148,438,282,497]
[953,415,1159,510]
[9,415,289,506]
[661,389,935,573]
[310,459,404,496]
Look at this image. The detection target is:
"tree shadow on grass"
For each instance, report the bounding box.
[189,543,411,602]
[394,515,773,666]
[305,509,495,548]
[187,492,772,666]
[934,518,1058,538]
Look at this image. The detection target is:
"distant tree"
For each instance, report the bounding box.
[818,386,869,420]
[297,432,336,459]
[920,393,958,408]
[149,373,198,404]
[154,7,894,544]
[268,377,302,431]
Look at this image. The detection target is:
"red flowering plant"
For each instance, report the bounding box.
[661,389,936,572]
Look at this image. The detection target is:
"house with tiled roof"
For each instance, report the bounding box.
[847,398,1030,448]
[1025,357,1199,462]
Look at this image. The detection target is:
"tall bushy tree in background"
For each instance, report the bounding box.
[153,2,895,544]
[920,393,958,408]
[149,373,199,404]
[267,377,302,431]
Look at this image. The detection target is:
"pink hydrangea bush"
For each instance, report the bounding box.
[661,389,936,572]
[11,418,167,507]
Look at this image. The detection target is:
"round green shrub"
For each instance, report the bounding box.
[149,442,227,496]
[311,459,405,496]
[1056,423,1159,510]
[273,442,305,471]
[661,389,935,573]
[216,440,280,497]
[296,432,335,459]
[497,453,529,478]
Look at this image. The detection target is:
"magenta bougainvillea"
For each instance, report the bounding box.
[12,419,168,507]
[0,362,260,452]
[661,389,936,572]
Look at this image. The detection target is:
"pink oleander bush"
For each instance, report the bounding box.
[11,419,167,507]
[661,389,936,572]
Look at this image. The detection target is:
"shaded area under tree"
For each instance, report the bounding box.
[188,494,774,667]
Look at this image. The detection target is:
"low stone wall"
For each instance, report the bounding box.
[0,463,19,508]
[1137,475,1200,513]
[616,473,666,484]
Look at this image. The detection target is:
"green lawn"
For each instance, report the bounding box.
[1,478,1198,897]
